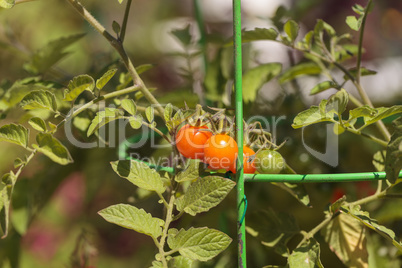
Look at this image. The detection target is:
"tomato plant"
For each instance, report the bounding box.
[175,124,212,160]
[204,134,238,170]
[254,150,285,174]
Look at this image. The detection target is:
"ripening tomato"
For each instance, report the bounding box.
[175,124,213,160]
[254,150,285,174]
[230,146,256,174]
[204,134,238,170]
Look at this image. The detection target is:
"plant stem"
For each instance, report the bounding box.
[158,194,176,267]
[65,0,165,119]
[346,127,388,147]
[157,192,169,208]
[119,0,132,43]
[297,211,340,248]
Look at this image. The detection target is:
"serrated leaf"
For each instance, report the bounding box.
[0,124,29,148]
[146,106,155,123]
[0,0,14,9]
[111,160,165,193]
[171,25,192,46]
[64,74,95,101]
[164,103,173,123]
[87,108,124,136]
[310,81,337,95]
[325,89,349,116]
[98,204,164,239]
[288,239,324,268]
[0,172,16,238]
[385,117,402,184]
[321,211,368,267]
[241,28,278,43]
[348,105,376,122]
[372,150,386,172]
[167,227,232,261]
[284,20,299,42]
[342,205,402,252]
[246,208,300,257]
[292,102,334,129]
[32,133,73,165]
[24,34,85,74]
[279,62,321,84]
[242,63,282,104]
[20,90,57,112]
[176,176,235,216]
[28,117,47,132]
[175,159,203,182]
[121,99,137,115]
[96,68,117,90]
[128,116,143,129]
[168,256,193,268]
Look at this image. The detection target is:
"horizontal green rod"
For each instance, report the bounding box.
[244,171,402,183]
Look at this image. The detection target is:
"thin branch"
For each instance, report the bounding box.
[119,0,132,43]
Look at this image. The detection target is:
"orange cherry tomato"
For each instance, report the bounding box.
[230,146,256,174]
[204,134,238,170]
[175,124,212,160]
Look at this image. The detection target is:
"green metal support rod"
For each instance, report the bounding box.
[232,0,246,267]
[244,171,402,183]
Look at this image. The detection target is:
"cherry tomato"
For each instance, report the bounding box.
[230,146,256,174]
[175,124,213,160]
[254,150,285,174]
[204,134,238,170]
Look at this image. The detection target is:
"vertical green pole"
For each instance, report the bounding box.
[233,0,246,267]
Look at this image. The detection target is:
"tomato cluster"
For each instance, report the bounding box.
[175,124,285,174]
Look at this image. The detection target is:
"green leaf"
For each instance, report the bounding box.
[121,99,137,115]
[171,25,192,46]
[168,256,193,268]
[385,117,402,184]
[0,172,16,238]
[242,63,282,104]
[136,64,154,75]
[342,205,402,252]
[167,227,232,261]
[343,67,377,81]
[24,34,85,74]
[288,239,324,268]
[73,116,91,132]
[0,0,14,9]
[98,204,164,239]
[364,106,402,127]
[32,133,73,165]
[20,90,57,112]
[279,62,321,84]
[367,233,402,268]
[246,208,300,257]
[241,28,278,43]
[0,124,29,148]
[346,16,362,31]
[14,158,25,168]
[28,117,47,132]
[146,106,155,123]
[112,21,121,36]
[325,89,349,116]
[164,103,173,123]
[284,20,299,42]
[117,0,124,3]
[111,160,165,193]
[128,116,143,129]
[87,108,124,136]
[96,68,117,90]
[348,105,376,122]
[150,261,163,268]
[175,159,203,182]
[321,210,368,267]
[64,74,95,101]
[372,150,386,172]
[176,176,235,216]
[309,81,337,95]
[292,101,334,129]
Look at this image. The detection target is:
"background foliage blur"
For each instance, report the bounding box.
[0,0,401,267]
